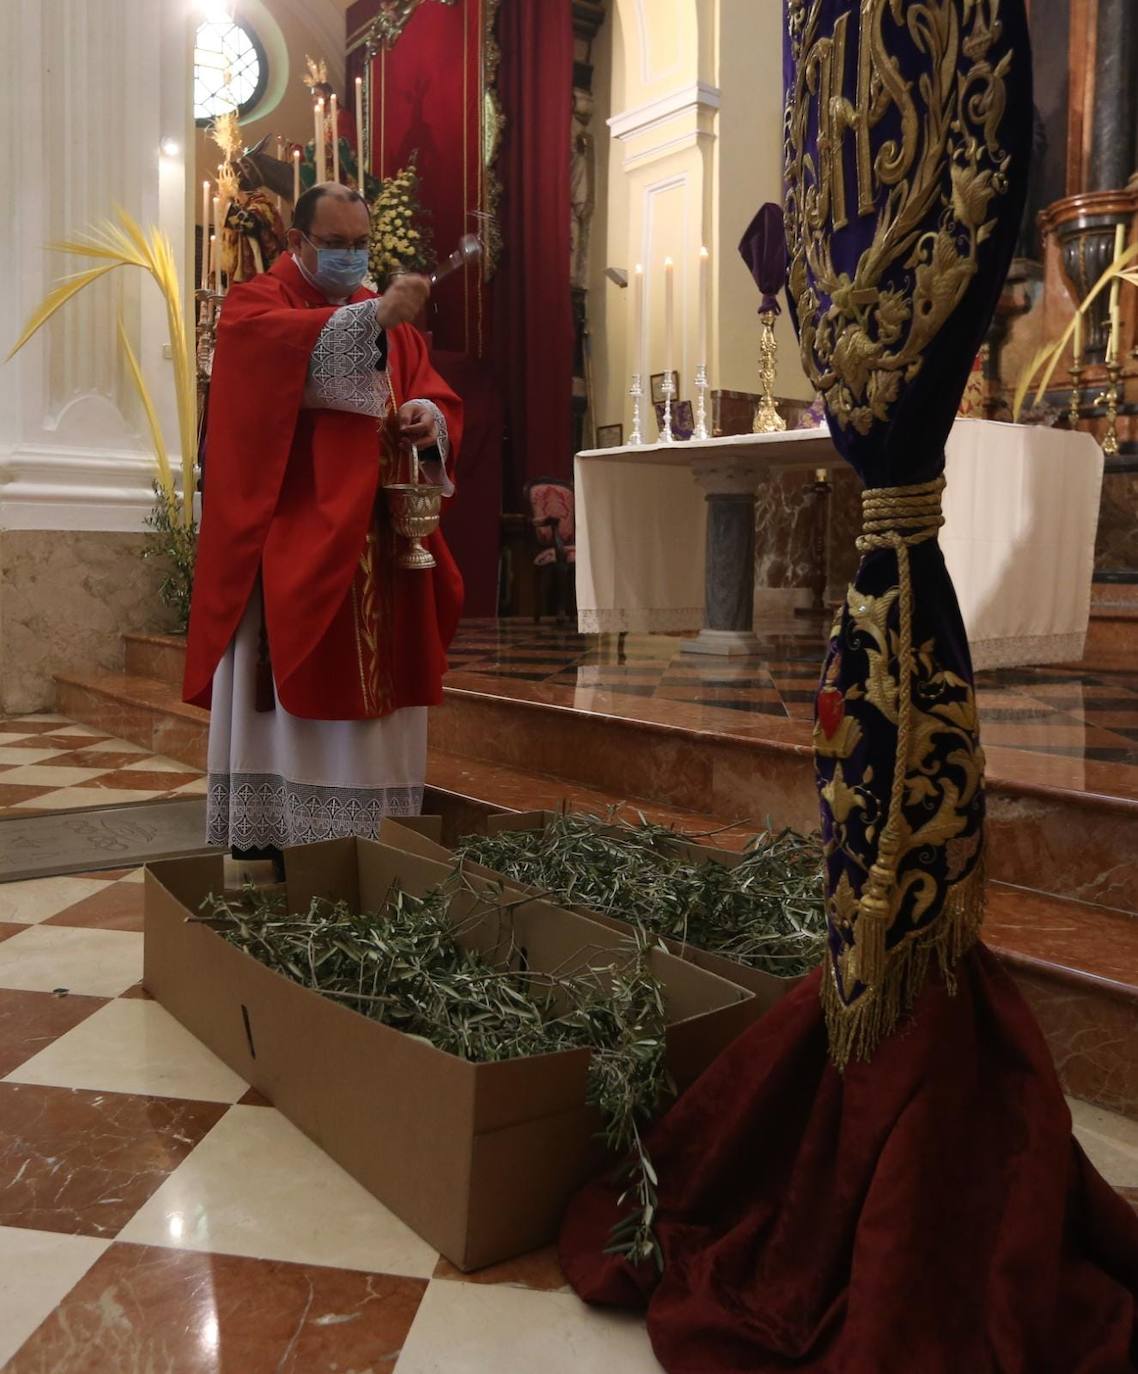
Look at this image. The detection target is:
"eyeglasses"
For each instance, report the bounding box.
[304,232,370,252]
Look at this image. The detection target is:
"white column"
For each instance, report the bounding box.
[0,0,194,532]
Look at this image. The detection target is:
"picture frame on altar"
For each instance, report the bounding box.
[649,371,680,404]
[596,423,624,449]
[654,400,695,440]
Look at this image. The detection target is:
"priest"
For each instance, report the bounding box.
[183,182,463,866]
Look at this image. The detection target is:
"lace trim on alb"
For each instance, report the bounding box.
[207,772,423,850]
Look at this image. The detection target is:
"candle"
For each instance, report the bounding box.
[664,257,675,385]
[292,147,301,204]
[631,264,644,383]
[698,245,709,371]
[1073,307,1083,364]
[212,195,221,292]
[200,180,210,290]
[330,94,340,182]
[315,98,326,182]
[355,77,365,188]
[1108,222,1125,363]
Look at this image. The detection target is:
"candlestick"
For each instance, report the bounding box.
[629,375,644,446]
[660,370,676,444]
[698,245,709,377]
[694,363,709,440]
[330,94,340,182]
[753,311,786,433]
[663,257,675,385]
[315,98,326,182]
[1098,361,1121,456]
[211,196,222,293]
[292,148,301,205]
[200,181,210,291]
[1067,362,1083,429]
[355,77,365,189]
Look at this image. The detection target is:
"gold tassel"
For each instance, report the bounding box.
[824,860,986,1070]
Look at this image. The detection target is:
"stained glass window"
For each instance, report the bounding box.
[193,19,267,124]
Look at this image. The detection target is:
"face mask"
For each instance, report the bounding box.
[302,238,369,296]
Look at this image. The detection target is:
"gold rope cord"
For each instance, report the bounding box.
[823,476,986,1068]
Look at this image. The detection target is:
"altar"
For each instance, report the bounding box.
[574,419,1105,669]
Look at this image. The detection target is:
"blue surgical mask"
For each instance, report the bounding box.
[301,237,369,297]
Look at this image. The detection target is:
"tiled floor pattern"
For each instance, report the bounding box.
[0,869,1136,1370]
[0,868,663,1371]
[0,715,205,817]
[447,621,1138,787]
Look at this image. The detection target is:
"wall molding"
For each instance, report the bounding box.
[608,81,720,143]
[0,445,184,532]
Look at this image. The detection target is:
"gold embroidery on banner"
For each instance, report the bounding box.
[826,479,987,1066]
[785,0,1013,433]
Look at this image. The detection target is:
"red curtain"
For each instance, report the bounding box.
[347,0,489,356]
[494,0,574,502]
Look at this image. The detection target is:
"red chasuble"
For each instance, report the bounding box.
[183,254,463,721]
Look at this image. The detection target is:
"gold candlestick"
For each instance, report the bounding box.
[753,310,786,434]
[1098,361,1122,456]
[1067,363,1083,429]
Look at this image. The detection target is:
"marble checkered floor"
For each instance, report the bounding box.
[0,868,1136,1369]
[0,715,205,816]
[448,621,1138,784]
[0,867,665,1371]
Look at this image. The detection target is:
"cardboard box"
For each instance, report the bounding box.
[144,838,754,1272]
[379,812,806,1013]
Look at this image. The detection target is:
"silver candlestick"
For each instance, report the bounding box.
[660,372,676,443]
[629,373,644,446]
[694,364,709,440]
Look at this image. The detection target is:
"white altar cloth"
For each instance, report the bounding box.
[575,418,1104,670]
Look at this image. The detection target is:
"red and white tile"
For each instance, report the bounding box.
[0,865,1134,1370]
[0,716,204,817]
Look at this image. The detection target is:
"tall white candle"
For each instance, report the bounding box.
[212,195,221,292]
[664,257,675,386]
[698,245,709,371]
[315,98,326,182]
[1108,222,1125,364]
[330,94,340,182]
[1073,306,1083,363]
[355,77,365,188]
[292,148,301,204]
[631,263,644,380]
[200,181,210,290]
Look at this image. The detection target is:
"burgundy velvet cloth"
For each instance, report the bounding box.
[494,0,575,499]
[560,943,1138,1372]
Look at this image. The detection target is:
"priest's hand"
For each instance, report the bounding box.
[398,401,439,446]
[376,274,430,329]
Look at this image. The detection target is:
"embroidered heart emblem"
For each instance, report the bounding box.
[817,687,845,739]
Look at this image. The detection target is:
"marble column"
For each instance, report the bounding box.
[683,460,761,656]
[1090,0,1138,190]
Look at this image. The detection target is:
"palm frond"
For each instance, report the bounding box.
[5,263,120,359]
[117,314,174,501]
